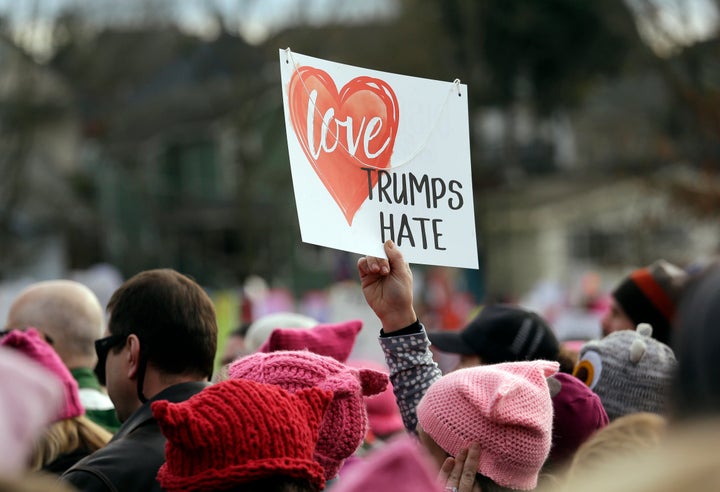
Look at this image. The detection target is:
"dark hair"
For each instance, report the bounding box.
[107,269,217,379]
[219,476,319,492]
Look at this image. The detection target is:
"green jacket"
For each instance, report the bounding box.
[71,367,121,434]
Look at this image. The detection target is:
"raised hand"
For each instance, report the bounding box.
[357,240,416,333]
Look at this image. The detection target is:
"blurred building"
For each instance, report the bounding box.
[480,167,719,299]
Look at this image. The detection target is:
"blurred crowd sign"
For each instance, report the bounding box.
[280,49,478,269]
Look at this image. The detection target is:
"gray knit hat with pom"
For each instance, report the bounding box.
[573,324,678,420]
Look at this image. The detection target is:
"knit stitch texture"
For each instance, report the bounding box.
[228,350,388,480]
[417,360,558,490]
[574,323,677,420]
[152,379,332,492]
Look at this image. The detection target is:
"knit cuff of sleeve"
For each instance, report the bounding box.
[380,319,422,338]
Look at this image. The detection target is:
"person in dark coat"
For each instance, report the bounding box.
[61,269,218,492]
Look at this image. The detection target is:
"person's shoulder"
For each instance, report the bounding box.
[61,425,166,490]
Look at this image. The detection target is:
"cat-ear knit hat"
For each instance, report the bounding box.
[416,360,559,490]
[228,350,388,480]
[0,328,84,421]
[259,319,363,363]
[152,379,332,492]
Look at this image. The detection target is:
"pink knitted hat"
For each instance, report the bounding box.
[0,328,84,421]
[336,434,443,492]
[0,345,64,475]
[259,319,363,363]
[228,350,388,480]
[416,360,559,490]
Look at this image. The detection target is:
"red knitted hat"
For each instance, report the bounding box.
[152,379,332,492]
[347,359,404,438]
[228,350,388,480]
[0,328,84,421]
[417,360,558,490]
[259,319,363,362]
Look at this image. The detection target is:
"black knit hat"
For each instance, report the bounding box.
[428,305,560,364]
[612,260,688,345]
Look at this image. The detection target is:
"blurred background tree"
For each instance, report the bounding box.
[0,0,717,303]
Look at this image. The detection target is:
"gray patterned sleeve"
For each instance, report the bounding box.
[379,328,442,434]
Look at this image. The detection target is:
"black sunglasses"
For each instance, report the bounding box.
[94,334,127,386]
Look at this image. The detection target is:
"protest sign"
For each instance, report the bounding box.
[280,49,478,269]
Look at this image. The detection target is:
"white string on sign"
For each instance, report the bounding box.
[283,47,462,171]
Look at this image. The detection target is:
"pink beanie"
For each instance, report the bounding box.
[0,345,64,475]
[416,360,559,490]
[260,319,363,363]
[228,350,388,480]
[0,328,84,421]
[336,434,442,492]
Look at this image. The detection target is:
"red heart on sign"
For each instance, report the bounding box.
[288,66,399,225]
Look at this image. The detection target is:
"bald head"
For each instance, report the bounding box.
[6,280,105,369]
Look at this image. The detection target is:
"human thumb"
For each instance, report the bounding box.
[384,240,406,271]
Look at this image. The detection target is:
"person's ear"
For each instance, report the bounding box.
[126,334,141,379]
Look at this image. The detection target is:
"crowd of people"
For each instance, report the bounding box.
[1,241,719,491]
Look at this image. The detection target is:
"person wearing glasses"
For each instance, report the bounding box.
[5,280,121,433]
[60,269,218,492]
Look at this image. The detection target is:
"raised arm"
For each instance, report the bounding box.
[358,240,441,432]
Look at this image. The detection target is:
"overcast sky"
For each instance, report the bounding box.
[0,0,397,57]
[0,0,715,59]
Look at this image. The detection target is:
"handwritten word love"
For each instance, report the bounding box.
[288,66,399,225]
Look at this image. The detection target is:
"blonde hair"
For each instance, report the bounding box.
[30,416,112,472]
[541,417,720,492]
[0,472,78,492]
[563,412,667,482]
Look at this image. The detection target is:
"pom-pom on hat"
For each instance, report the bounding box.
[228,350,388,480]
[260,319,363,363]
[417,360,559,490]
[574,323,678,421]
[428,305,560,364]
[611,260,688,344]
[0,328,84,421]
[548,372,609,465]
[152,379,332,492]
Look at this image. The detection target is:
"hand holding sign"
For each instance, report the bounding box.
[281,49,478,269]
[357,240,417,333]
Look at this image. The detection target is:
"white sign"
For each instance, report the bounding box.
[280,49,478,269]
